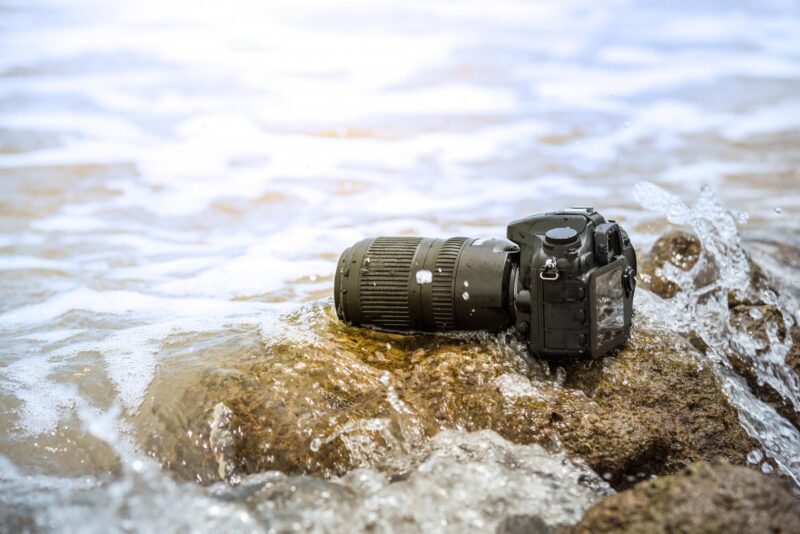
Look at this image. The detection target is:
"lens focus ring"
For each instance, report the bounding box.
[359,237,422,330]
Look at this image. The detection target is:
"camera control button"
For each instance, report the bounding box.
[545,227,578,244]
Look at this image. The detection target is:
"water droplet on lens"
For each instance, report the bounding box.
[774,207,782,214]
[462,292,470,301]
[415,270,432,284]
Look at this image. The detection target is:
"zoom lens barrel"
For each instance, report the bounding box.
[334,236,517,333]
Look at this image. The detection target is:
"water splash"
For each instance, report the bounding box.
[1,406,609,532]
[0,405,259,532]
[634,181,800,485]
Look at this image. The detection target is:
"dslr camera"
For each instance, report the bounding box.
[334,207,636,359]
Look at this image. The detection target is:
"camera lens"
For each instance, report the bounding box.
[335,236,517,333]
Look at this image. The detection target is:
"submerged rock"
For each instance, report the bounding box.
[145,299,753,490]
[568,460,800,533]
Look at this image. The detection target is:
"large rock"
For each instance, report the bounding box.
[144,300,754,490]
[638,229,800,434]
[568,460,800,533]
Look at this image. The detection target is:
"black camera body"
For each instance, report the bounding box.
[507,207,636,359]
[334,207,636,360]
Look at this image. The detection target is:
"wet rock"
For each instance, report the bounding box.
[558,330,754,489]
[568,460,800,534]
[496,515,552,534]
[146,301,753,490]
[637,230,702,298]
[787,325,800,376]
[208,403,236,480]
[728,304,800,429]
[637,228,800,437]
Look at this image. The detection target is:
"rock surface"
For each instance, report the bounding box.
[568,460,800,534]
[638,230,703,299]
[638,229,800,438]
[145,300,753,490]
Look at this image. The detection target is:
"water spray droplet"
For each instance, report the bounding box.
[415,270,432,285]
[747,449,764,464]
[774,207,782,214]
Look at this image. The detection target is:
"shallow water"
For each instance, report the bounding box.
[1,0,799,531]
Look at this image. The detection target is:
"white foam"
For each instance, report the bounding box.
[493,373,542,400]
[1,354,84,435]
[0,288,264,329]
[17,329,85,343]
[0,256,73,271]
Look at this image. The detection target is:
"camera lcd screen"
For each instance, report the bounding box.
[594,263,625,349]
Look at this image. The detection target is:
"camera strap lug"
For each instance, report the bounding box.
[539,257,559,281]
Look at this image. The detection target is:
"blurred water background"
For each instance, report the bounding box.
[1,0,799,531]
